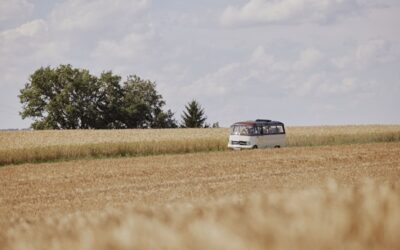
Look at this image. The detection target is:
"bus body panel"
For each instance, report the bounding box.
[228,135,254,149]
[265,134,286,147]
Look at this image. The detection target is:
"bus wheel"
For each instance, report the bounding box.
[253,145,258,149]
[274,145,280,148]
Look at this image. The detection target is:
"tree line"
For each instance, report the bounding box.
[19,65,215,130]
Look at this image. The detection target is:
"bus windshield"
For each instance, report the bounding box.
[230,125,259,136]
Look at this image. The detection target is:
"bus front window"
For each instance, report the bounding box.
[230,126,239,135]
[231,125,255,135]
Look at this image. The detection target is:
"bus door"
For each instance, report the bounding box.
[257,125,268,147]
[265,125,285,147]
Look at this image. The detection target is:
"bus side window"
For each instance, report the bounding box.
[255,126,262,135]
[251,126,259,135]
[262,126,268,135]
[277,125,284,134]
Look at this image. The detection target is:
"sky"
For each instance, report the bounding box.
[0,0,399,129]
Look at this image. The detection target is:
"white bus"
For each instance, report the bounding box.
[228,119,286,149]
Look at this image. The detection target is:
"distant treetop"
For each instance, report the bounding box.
[181,100,207,128]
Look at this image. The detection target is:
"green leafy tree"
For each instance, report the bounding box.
[181,100,207,128]
[121,75,177,128]
[147,109,177,129]
[19,65,100,129]
[19,65,177,129]
[96,71,124,128]
[212,122,220,128]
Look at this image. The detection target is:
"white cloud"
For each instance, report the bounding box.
[220,0,360,26]
[182,47,271,97]
[249,46,323,73]
[249,46,275,66]
[0,19,62,89]
[355,39,393,67]
[0,0,34,24]
[332,39,395,70]
[293,74,358,96]
[326,77,357,94]
[186,46,360,100]
[293,48,323,71]
[331,55,351,70]
[0,0,154,89]
[0,19,47,39]
[189,62,242,97]
[91,32,153,61]
[0,19,48,60]
[50,0,149,31]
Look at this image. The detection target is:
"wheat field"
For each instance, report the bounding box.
[286,125,400,146]
[1,141,400,250]
[1,125,400,166]
[2,182,399,250]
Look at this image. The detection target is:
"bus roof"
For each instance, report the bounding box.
[232,119,284,126]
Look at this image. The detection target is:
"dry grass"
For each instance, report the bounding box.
[0,138,227,166]
[0,128,228,149]
[2,181,399,250]
[0,128,227,166]
[1,142,400,249]
[287,125,400,146]
[0,125,399,166]
[1,126,400,166]
[1,142,399,223]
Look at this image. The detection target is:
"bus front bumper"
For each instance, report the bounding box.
[227,144,254,149]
